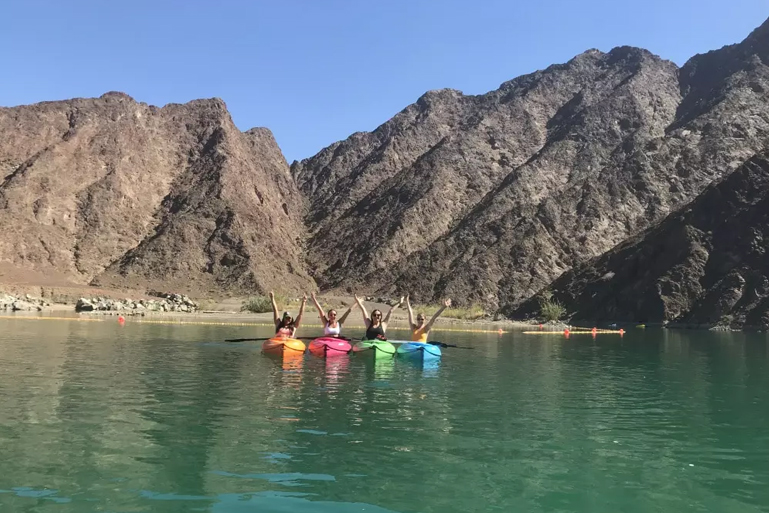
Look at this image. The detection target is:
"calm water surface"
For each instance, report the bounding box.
[0,316,768,512]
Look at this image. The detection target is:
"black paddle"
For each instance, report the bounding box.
[224,337,272,342]
[428,341,473,349]
[223,336,472,350]
[224,335,357,343]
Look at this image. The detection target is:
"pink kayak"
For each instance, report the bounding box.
[308,337,351,357]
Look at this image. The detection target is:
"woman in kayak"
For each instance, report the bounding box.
[310,292,355,337]
[355,295,403,340]
[270,291,307,337]
[406,295,452,342]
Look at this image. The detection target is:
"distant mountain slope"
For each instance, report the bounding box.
[0,93,313,295]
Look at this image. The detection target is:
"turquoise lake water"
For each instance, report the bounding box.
[0,316,768,512]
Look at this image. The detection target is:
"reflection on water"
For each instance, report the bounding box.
[0,319,767,512]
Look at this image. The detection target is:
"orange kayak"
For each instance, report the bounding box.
[262,337,306,355]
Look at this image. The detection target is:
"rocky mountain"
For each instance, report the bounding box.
[2,18,768,309]
[513,152,769,329]
[293,48,677,298]
[0,93,313,295]
[294,18,769,311]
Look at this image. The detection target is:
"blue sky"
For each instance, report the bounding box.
[1,1,767,162]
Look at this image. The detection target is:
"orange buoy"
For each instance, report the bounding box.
[118,316,125,325]
[619,329,625,336]
[497,328,503,335]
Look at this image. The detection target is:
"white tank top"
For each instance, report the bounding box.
[324,322,341,336]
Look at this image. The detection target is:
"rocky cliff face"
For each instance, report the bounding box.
[0,93,312,295]
[294,18,769,310]
[293,48,683,297]
[513,152,769,329]
[2,18,769,307]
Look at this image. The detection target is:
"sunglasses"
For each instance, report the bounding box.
[373,313,382,318]
[417,317,425,321]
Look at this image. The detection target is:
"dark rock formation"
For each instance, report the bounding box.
[513,152,769,330]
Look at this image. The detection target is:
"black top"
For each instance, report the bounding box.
[365,322,386,341]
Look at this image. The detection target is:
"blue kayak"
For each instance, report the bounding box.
[395,342,442,361]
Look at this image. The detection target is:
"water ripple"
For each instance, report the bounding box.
[0,322,768,512]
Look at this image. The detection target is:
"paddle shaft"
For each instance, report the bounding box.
[224,336,355,343]
[224,336,471,348]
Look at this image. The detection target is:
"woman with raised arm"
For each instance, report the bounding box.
[270,291,307,338]
[355,295,403,340]
[310,292,355,337]
[406,295,452,342]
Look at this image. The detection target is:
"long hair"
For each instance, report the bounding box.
[370,309,382,325]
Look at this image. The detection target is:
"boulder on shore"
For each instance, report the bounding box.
[75,292,199,314]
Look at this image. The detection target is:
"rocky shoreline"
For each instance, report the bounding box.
[0,289,755,331]
[75,292,199,314]
[0,294,52,312]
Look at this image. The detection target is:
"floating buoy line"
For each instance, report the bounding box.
[523,327,625,336]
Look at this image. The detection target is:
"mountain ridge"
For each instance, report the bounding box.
[1,18,769,318]
[292,44,682,302]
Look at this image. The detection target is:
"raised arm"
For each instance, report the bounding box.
[355,295,370,327]
[269,291,280,328]
[310,292,327,324]
[425,299,452,331]
[383,296,404,328]
[337,303,356,325]
[294,294,308,328]
[406,294,416,329]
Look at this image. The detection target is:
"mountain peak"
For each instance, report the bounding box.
[245,126,275,138]
[415,88,464,108]
[746,16,769,42]
[99,91,135,102]
[607,45,662,61]
[183,97,228,111]
[573,48,605,59]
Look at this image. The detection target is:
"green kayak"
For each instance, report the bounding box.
[352,340,396,357]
